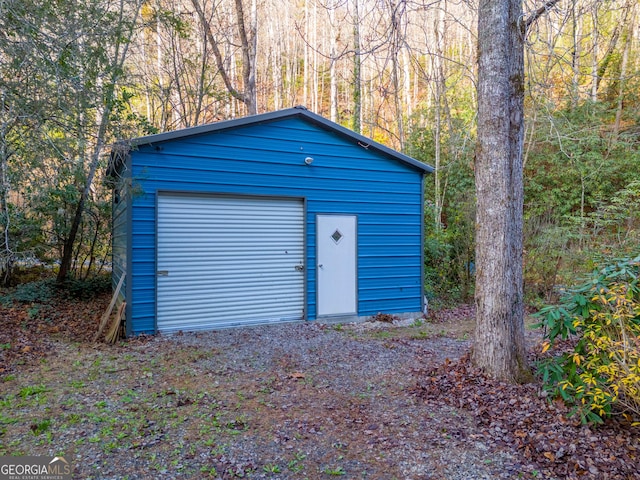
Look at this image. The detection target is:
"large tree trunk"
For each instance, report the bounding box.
[472,0,531,383]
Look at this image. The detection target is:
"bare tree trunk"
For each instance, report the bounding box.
[614,4,636,135]
[432,4,446,228]
[352,0,361,133]
[329,2,338,122]
[594,0,634,97]
[82,212,101,280]
[390,1,405,148]
[0,108,13,286]
[402,49,411,121]
[236,0,257,114]
[57,114,110,282]
[194,26,208,125]
[590,7,599,102]
[473,0,531,383]
[270,21,282,110]
[571,0,582,107]
[312,0,319,112]
[433,81,442,228]
[303,0,310,107]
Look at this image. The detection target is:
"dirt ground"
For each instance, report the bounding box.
[0,296,638,479]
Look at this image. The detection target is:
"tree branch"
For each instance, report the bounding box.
[189,0,246,105]
[524,0,562,30]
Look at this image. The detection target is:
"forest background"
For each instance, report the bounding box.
[0,0,638,305]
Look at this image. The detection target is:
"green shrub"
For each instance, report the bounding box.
[0,273,111,305]
[534,254,640,424]
[62,274,111,299]
[423,203,475,305]
[0,279,56,305]
[11,265,52,285]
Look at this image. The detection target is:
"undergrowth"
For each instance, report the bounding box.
[0,274,111,305]
[534,254,640,424]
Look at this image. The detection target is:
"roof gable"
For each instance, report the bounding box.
[128,106,433,174]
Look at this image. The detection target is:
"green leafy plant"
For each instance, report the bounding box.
[0,280,55,305]
[200,466,218,476]
[19,385,48,398]
[30,419,51,435]
[287,453,305,474]
[62,274,111,299]
[322,465,346,476]
[534,254,640,424]
[263,463,281,473]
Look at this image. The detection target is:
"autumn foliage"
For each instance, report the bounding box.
[535,255,640,424]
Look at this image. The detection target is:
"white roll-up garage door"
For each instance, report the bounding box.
[157,194,305,332]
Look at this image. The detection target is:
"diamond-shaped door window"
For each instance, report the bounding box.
[331,229,343,244]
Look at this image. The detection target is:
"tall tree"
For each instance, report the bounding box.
[473,0,559,381]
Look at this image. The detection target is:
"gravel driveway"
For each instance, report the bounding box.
[2,314,635,480]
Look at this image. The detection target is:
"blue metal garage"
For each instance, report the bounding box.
[108,106,432,335]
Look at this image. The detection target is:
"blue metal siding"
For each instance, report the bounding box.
[128,117,424,334]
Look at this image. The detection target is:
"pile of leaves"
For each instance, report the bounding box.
[369,312,398,323]
[0,278,111,375]
[428,303,476,323]
[411,353,640,479]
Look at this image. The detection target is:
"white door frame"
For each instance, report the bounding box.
[316,214,357,317]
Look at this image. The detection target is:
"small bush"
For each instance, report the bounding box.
[62,274,111,299]
[423,207,475,305]
[11,265,52,285]
[0,273,111,305]
[534,254,640,424]
[0,279,56,305]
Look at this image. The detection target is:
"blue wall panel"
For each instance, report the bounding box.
[126,116,426,334]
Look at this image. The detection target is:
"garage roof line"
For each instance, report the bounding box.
[124,106,433,174]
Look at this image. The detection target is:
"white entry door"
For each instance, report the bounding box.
[317,215,357,316]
